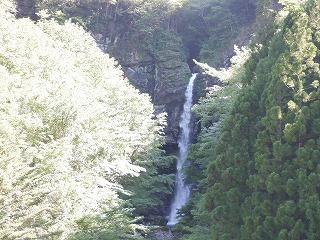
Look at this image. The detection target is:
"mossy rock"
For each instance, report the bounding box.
[155,50,184,62]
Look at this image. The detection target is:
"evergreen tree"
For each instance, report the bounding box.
[180,0,320,239]
[244,1,320,238]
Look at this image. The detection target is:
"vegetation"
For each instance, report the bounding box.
[18,0,257,68]
[3,0,320,239]
[179,0,320,239]
[178,0,257,67]
[0,1,166,238]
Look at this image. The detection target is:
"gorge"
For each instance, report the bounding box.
[4,0,320,239]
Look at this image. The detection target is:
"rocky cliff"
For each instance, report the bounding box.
[94,32,192,144]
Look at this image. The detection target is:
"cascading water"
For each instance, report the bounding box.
[167,73,198,226]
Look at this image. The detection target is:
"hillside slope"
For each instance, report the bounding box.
[180,0,320,239]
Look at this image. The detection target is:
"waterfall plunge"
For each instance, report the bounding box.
[167,73,197,226]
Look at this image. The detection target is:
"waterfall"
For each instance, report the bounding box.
[167,73,198,226]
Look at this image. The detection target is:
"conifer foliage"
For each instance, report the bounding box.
[0,2,164,239]
[244,1,320,238]
[182,0,320,239]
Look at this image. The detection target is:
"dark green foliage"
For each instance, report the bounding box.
[121,148,176,225]
[205,89,259,239]
[180,0,257,66]
[180,0,320,239]
[31,0,257,71]
[243,3,320,237]
[70,205,142,240]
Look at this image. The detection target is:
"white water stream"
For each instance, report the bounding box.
[167,73,197,226]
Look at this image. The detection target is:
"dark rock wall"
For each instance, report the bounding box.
[124,50,191,144]
[94,34,192,144]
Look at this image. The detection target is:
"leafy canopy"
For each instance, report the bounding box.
[0,3,164,239]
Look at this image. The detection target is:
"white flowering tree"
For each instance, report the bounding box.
[0,3,164,239]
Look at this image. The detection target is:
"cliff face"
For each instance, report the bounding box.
[124,57,191,144]
[100,34,191,144]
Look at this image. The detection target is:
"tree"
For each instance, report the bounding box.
[180,0,320,238]
[0,5,164,238]
[179,44,254,240]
